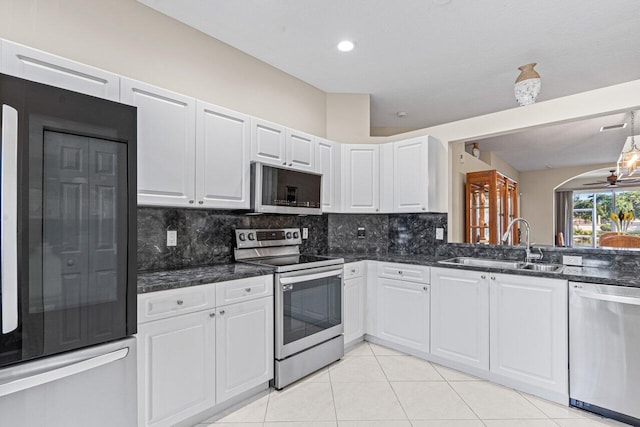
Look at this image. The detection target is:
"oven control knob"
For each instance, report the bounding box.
[286,232,292,239]
[293,231,299,239]
[238,233,246,241]
[248,233,255,241]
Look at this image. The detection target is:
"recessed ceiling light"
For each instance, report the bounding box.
[337,40,355,52]
[396,111,408,118]
[600,123,627,132]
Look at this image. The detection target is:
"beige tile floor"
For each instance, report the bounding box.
[194,342,630,427]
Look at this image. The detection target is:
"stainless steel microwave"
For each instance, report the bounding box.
[251,163,322,215]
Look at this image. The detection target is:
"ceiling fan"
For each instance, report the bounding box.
[583,170,640,187]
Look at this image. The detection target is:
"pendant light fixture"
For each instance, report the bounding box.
[617,111,640,178]
[514,63,541,106]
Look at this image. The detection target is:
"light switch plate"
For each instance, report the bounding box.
[167,230,177,247]
[302,228,309,239]
[435,228,444,240]
[562,255,582,266]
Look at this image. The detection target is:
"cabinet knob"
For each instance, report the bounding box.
[490,276,496,280]
[198,201,204,205]
[288,163,292,166]
[176,300,184,305]
[398,270,403,274]
[481,275,486,279]
[245,288,252,292]
[422,207,426,211]
[375,209,379,212]
[423,286,428,291]
[351,269,356,273]
[219,310,225,315]
[209,312,215,317]
[189,200,194,204]
[282,162,287,165]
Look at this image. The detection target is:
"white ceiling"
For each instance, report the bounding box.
[139,0,640,130]
[472,111,636,172]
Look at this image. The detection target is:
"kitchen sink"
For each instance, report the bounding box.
[521,263,564,273]
[438,257,564,273]
[438,257,525,269]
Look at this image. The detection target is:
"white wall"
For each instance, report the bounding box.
[0,0,327,136]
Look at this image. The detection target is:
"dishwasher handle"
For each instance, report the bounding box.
[574,289,640,306]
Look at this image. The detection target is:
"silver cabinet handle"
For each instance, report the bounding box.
[209,312,215,318]
[288,163,292,166]
[282,162,286,165]
[219,310,225,315]
[490,276,496,280]
[176,300,184,305]
[198,201,204,205]
[351,268,356,273]
[189,200,194,204]
[1,105,19,334]
[423,286,429,291]
[245,288,252,292]
[398,270,403,275]
[481,275,486,279]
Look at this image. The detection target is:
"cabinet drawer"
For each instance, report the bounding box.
[138,285,216,324]
[216,275,273,306]
[344,262,365,280]
[378,262,430,284]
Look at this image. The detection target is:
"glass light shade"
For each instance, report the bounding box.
[514,78,541,106]
[616,135,640,177]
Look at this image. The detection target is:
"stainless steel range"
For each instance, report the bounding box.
[234,228,344,389]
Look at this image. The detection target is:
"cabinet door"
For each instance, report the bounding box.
[315,138,340,212]
[344,276,365,347]
[121,78,196,207]
[430,267,490,370]
[490,274,568,395]
[393,138,429,212]
[377,278,429,353]
[343,144,380,213]
[1,40,120,101]
[196,101,251,209]
[137,310,215,427]
[286,129,315,171]
[216,297,274,403]
[251,118,286,166]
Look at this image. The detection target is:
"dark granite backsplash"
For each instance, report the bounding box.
[137,208,328,272]
[138,208,448,272]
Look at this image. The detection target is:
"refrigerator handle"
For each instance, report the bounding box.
[0,347,129,398]
[1,104,19,334]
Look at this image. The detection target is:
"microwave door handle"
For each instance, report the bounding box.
[279,270,343,286]
[1,105,19,334]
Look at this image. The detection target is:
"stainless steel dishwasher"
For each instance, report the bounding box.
[569,282,640,426]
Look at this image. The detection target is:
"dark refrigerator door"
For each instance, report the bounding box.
[0,73,137,368]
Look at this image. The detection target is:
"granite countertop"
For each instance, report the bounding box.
[138,253,639,294]
[137,263,274,294]
[335,253,640,288]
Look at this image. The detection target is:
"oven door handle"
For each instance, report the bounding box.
[1,105,19,334]
[279,270,343,286]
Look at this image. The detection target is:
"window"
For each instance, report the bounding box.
[573,189,640,247]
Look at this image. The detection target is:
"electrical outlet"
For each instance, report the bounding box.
[302,228,309,239]
[167,230,177,247]
[357,226,366,239]
[562,255,583,266]
[435,228,444,240]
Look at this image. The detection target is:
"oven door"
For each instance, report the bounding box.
[275,266,343,359]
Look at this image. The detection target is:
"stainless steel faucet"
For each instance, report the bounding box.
[502,217,543,263]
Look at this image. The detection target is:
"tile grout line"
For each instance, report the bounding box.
[371,343,413,423]
[444,376,487,423]
[327,364,340,426]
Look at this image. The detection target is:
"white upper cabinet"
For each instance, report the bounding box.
[121,78,196,207]
[196,101,251,209]
[251,118,287,166]
[380,136,447,213]
[342,144,380,213]
[286,129,315,171]
[490,274,568,398]
[1,40,119,101]
[315,138,341,212]
[430,267,490,371]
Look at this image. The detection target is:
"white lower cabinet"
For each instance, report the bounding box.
[490,273,568,396]
[343,262,365,347]
[137,310,216,427]
[377,278,430,353]
[215,297,274,403]
[430,267,489,371]
[137,275,274,427]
